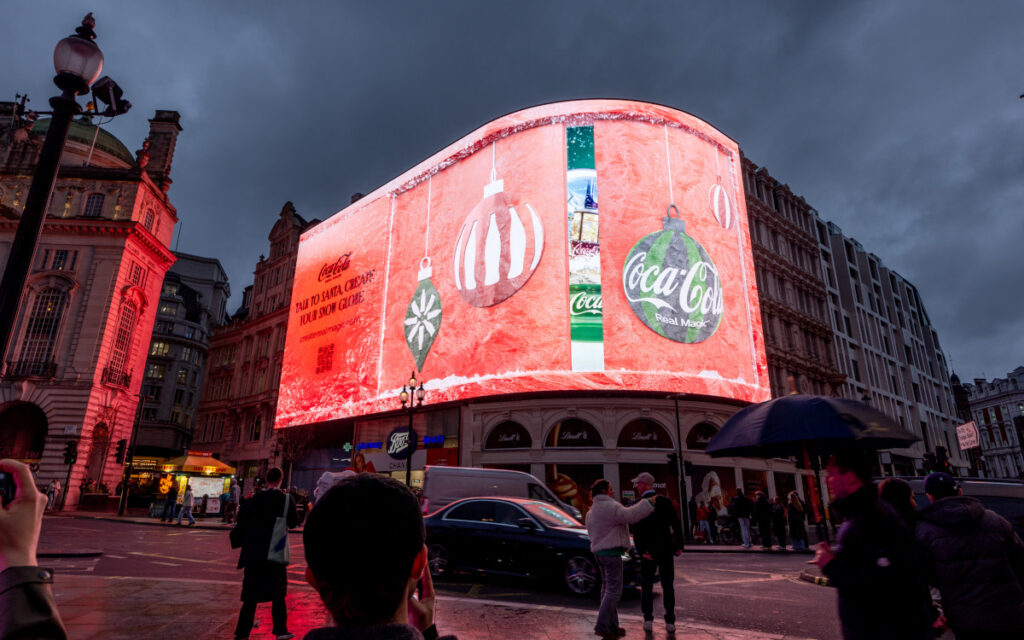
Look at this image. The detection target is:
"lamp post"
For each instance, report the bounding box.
[117,392,146,516]
[399,372,426,487]
[668,393,690,536]
[0,14,108,364]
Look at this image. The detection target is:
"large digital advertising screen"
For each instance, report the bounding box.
[276,100,769,428]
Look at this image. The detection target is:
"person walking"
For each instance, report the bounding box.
[810,449,935,639]
[585,478,654,640]
[754,491,773,550]
[230,467,298,640]
[915,472,1024,639]
[730,489,753,548]
[696,501,712,543]
[160,482,178,522]
[687,496,698,539]
[176,484,196,526]
[878,477,918,530]
[631,472,684,633]
[44,479,60,511]
[787,492,808,551]
[771,496,788,550]
[224,480,241,524]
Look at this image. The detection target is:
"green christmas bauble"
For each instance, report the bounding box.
[621,206,723,343]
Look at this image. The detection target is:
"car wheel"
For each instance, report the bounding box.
[564,554,599,596]
[428,544,449,577]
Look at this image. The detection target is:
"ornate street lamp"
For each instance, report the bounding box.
[0,14,125,364]
[398,372,426,487]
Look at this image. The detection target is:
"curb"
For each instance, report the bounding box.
[47,512,305,534]
[683,545,815,555]
[38,549,103,558]
[798,568,832,587]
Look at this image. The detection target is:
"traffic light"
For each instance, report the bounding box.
[114,439,128,465]
[935,446,952,475]
[922,451,938,474]
[63,441,78,466]
[667,452,679,475]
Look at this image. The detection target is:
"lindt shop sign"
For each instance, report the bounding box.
[276,101,769,429]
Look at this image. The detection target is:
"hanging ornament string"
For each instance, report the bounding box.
[663,124,675,206]
[709,144,733,229]
[424,176,432,255]
[490,140,497,183]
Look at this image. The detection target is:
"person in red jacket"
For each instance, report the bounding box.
[696,501,712,543]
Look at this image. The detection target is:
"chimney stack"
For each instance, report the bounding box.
[144,110,181,192]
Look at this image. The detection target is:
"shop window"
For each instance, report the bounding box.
[485,421,531,450]
[544,419,602,448]
[617,419,672,448]
[686,422,719,451]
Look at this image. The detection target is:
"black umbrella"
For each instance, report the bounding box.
[704,394,920,543]
[705,394,920,459]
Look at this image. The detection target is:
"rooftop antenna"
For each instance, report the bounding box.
[174,219,183,252]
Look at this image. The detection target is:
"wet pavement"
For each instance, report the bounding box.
[50,574,811,640]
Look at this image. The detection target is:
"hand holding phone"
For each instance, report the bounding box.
[407,563,436,632]
[0,459,47,572]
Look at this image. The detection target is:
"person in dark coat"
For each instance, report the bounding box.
[771,496,788,550]
[302,474,456,640]
[915,472,1024,639]
[630,472,684,632]
[730,489,753,548]
[786,492,808,551]
[753,491,773,550]
[159,481,178,522]
[230,467,299,640]
[878,477,918,530]
[811,450,935,640]
[687,496,698,538]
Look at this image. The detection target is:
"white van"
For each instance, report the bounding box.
[421,466,582,520]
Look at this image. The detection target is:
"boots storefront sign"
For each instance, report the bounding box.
[276,101,769,429]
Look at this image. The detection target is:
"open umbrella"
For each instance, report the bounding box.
[705,394,920,459]
[705,394,920,542]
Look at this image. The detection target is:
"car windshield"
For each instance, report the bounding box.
[521,501,583,528]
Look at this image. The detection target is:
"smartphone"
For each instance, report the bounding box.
[0,471,15,507]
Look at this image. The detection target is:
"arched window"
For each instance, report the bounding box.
[545,418,602,448]
[686,422,719,451]
[617,419,672,449]
[109,302,137,374]
[17,288,68,367]
[83,193,104,217]
[484,421,531,450]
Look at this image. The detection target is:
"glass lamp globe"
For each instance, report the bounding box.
[53,27,103,86]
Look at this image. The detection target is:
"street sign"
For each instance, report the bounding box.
[956,421,980,450]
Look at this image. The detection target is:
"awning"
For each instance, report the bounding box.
[161,453,235,476]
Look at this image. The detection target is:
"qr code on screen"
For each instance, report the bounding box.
[316,344,334,374]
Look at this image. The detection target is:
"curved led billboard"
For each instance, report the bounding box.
[275,100,768,428]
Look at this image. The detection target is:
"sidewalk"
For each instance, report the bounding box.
[49,574,813,640]
[46,510,294,533]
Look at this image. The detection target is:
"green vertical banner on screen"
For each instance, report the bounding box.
[567,126,604,371]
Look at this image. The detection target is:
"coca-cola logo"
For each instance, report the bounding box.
[318,253,352,283]
[623,252,723,319]
[569,291,602,316]
[621,215,725,344]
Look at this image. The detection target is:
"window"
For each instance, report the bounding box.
[249,414,262,441]
[158,302,177,317]
[445,501,495,523]
[51,250,70,271]
[162,282,180,297]
[177,368,187,384]
[173,389,185,404]
[141,384,161,401]
[83,193,104,218]
[17,288,68,364]
[145,363,165,380]
[143,209,155,231]
[149,341,170,357]
[184,326,195,339]
[129,262,146,287]
[109,303,137,373]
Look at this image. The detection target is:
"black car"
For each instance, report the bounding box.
[425,497,641,597]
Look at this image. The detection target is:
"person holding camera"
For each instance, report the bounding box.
[0,458,67,638]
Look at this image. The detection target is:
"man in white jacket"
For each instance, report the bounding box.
[586,479,655,639]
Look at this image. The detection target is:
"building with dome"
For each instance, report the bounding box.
[0,101,182,508]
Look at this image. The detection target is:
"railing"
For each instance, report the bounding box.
[101,366,131,388]
[5,360,57,379]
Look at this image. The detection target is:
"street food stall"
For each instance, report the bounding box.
[154,451,235,517]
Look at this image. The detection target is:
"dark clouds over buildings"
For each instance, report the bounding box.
[2,1,1022,380]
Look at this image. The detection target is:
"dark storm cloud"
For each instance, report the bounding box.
[2,1,1022,380]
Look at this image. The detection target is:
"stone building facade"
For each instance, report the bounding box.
[816,220,966,473]
[965,367,1024,478]
[0,103,181,505]
[136,252,229,457]
[742,157,844,398]
[192,203,315,483]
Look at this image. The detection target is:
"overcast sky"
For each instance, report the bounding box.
[2,1,1022,382]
